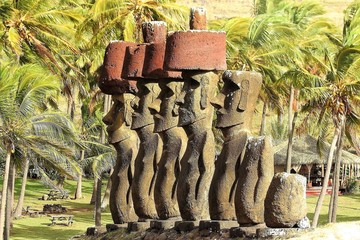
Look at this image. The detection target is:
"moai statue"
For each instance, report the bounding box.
[209,71,262,220]
[137,21,185,221]
[99,41,139,224]
[164,7,227,221]
[149,80,187,220]
[130,79,161,220]
[235,136,274,226]
[175,71,219,220]
[103,94,138,224]
[121,22,171,220]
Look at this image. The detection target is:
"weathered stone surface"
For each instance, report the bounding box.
[257,227,314,238]
[174,221,199,232]
[296,216,311,229]
[214,71,263,129]
[128,221,151,232]
[164,31,226,71]
[199,220,239,231]
[150,219,180,230]
[209,70,262,221]
[235,136,274,225]
[230,224,266,238]
[86,226,107,236]
[103,94,138,224]
[149,81,186,219]
[265,173,307,228]
[142,21,182,79]
[176,71,219,221]
[106,223,128,232]
[122,44,148,79]
[99,41,137,94]
[131,81,161,220]
[142,21,167,43]
[190,7,207,30]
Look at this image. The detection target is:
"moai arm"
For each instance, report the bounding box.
[254,136,274,205]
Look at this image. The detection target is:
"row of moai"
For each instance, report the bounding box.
[98,7,309,237]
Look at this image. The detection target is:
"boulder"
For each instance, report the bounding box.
[265,173,307,228]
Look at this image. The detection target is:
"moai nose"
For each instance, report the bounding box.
[102,108,114,125]
[148,99,161,114]
[175,92,185,105]
[131,96,140,109]
[210,94,225,109]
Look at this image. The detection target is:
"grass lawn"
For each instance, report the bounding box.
[10,178,113,240]
[7,177,360,239]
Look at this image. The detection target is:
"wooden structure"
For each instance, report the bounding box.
[49,215,74,226]
[274,135,360,187]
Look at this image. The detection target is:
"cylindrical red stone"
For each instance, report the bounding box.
[190,7,207,30]
[164,31,227,71]
[122,44,148,79]
[98,41,137,94]
[142,21,167,43]
[141,21,182,79]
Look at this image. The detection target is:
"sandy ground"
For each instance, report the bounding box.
[290,221,360,240]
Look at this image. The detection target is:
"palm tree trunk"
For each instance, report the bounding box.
[4,161,15,240]
[259,101,267,136]
[330,117,345,223]
[95,176,102,227]
[101,168,113,209]
[90,177,98,205]
[286,111,298,173]
[0,146,13,239]
[312,124,341,228]
[328,168,336,222]
[286,85,296,173]
[74,150,84,200]
[14,158,30,218]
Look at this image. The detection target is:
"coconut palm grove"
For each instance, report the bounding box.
[0,0,360,239]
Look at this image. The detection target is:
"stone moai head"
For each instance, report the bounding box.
[175,71,219,127]
[148,80,183,133]
[103,93,135,143]
[130,81,161,130]
[211,70,262,130]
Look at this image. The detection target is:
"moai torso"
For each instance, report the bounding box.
[149,81,187,219]
[209,71,262,220]
[235,136,274,225]
[131,81,161,220]
[103,94,138,224]
[176,71,218,220]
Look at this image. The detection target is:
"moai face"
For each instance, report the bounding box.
[211,71,262,129]
[176,71,217,127]
[149,81,182,133]
[103,94,134,144]
[131,80,160,130]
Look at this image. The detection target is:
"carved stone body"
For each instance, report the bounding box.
[209,128,248,220]
[103,94,138,224]
[149,81,187,219]
[235,136,274,225]
[176,71,218,220]
[209,71,262,220]
[131,81,161,220]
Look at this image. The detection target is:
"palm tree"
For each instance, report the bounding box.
[0,0,86,119]
[0,62,81,238]
[308,1,360,227]
[273,1,338,172]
